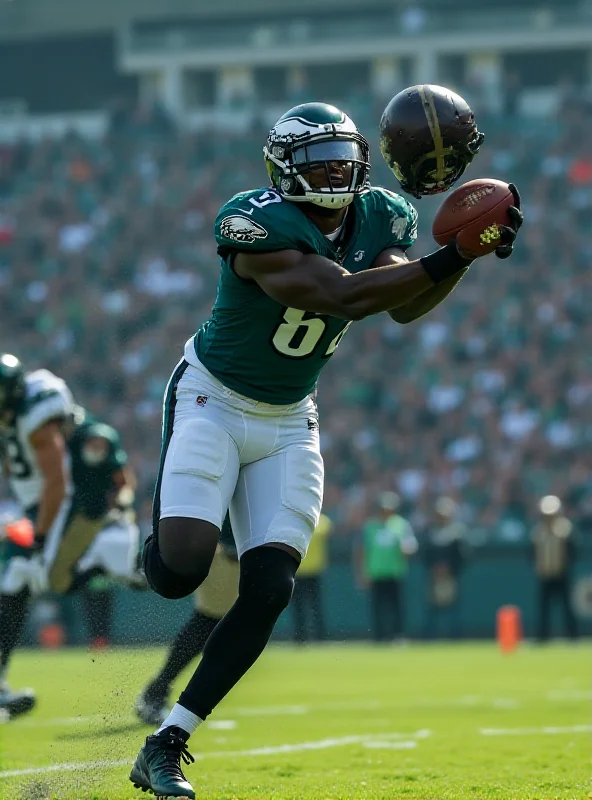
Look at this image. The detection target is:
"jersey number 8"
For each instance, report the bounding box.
[272,308,351,359]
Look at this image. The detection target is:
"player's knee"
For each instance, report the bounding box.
[158,516,219,579]
[142,533,206,600]
[238,546,298,619]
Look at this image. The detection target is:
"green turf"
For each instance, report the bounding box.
[0,643,589,799]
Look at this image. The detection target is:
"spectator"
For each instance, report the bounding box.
[422,497,468,640]
[291,513,332,644]
[355,492,417,642]
[531,495,578,642]
[0,88,589,551]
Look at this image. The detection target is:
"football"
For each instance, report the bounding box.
[432,178,514,256]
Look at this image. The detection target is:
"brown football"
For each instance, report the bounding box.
[432,178,513,256]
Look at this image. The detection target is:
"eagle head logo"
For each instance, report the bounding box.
[220,216,268,244]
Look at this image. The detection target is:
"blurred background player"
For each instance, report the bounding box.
[65,406,140,648]
[74,504,144,648]
[0,354,74,717]
[135,517,238,726]
[421,497,469,640]
[0,365,136,716]
[291,512,332,644]
[355,492,418,642]
[531,495,578,643]
[131,92,521,798]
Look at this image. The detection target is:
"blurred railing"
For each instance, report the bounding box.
[125,7,592,55]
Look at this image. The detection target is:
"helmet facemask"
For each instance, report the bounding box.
[405,132,484,197]
[265,130,370,209]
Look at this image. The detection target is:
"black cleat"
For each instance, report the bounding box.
[135,686,169,727]
[0,684,36,719]
[130,726,195,799]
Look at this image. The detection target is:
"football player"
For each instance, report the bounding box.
[64,405,140,647]
[0,354,74,717]
[130,86,523,799]
[0,357,136,717]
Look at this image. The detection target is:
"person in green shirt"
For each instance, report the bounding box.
[355,492,418,642]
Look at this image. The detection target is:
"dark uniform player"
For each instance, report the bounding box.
[65,406,138,646]
[131,89,523,798]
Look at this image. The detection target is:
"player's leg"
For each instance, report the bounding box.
[81,576,114,648]
[75,513,145,589]
[374,580,391,642]
[392,579,403,640]
[370,580,382,642]
[140,363,240,602]
[558,578,578,639]
[537,579,552,642]
[0,551,36,717]
[166,440,321,728]
[136,611,219,726]
[130,365,241,799]
[44,503,105,595]
[136,544,239,726]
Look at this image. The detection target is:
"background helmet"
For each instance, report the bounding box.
[379,84,485,198]
[0,353,25,425]
[263,102,370,210]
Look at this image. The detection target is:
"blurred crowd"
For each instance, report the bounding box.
[0,91,590,545]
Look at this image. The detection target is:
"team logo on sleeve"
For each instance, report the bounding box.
[390,215,408,239]
[220,216,268,244]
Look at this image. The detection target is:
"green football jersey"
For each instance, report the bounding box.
[194,186,418,404]
[69,411,128,519]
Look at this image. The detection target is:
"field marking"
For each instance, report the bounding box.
[411,694,520,709]
[0,729,430,779]
[481,724,592,736]
[206,720,237,730]
[546,689,592,701]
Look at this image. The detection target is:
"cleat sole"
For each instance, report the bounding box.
[130,779,153,794]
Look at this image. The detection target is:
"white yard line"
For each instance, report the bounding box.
[481,724,592,736]
[0,730,430,779]
[546,689,592,701]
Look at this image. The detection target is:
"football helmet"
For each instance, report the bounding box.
[264,102,370,209]
[0,354,25,426]
[379,84,485,198]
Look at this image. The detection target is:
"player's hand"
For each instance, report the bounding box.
[495,183,523,259]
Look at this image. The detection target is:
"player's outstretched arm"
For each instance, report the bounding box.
[372,248,469,324]
[234,244,473,322]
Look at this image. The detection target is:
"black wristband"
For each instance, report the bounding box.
[33,533,46,551]
[420,243,473,284]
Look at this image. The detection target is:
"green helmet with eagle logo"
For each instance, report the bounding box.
[263,102,370,210]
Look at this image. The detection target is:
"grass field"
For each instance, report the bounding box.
[0,643,589,799]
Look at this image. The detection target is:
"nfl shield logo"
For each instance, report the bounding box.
[196,395,208,407]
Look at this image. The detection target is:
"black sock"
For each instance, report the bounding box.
[82,587,114,642]
[0,589,31,673]
[147,611,219,699]
[178,547,298,720]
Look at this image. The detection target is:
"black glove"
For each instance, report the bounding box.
[31,532,47,552]
[495,183,523,259]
